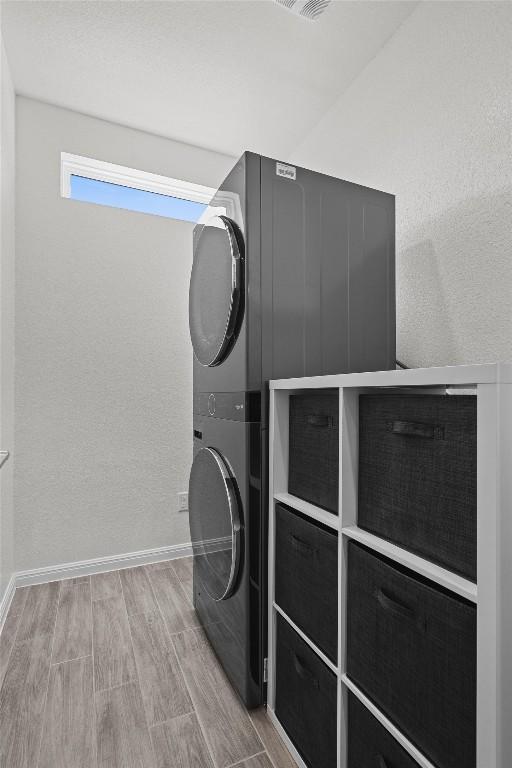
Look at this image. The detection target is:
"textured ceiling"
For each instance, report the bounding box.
[1,0,418,158]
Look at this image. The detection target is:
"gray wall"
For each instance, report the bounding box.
[292,1,512,368]
[1,37,15,602]
[15,97,233,571]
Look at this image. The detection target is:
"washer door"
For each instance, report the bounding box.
[189,215,244,367]
[188,447,242,601]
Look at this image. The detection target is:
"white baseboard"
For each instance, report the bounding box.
[13,541,193,589]
[0,541,194,631]
[0,575,16,632]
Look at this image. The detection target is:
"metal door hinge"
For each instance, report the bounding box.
[263,657,268,683]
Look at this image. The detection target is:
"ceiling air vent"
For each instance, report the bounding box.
[274,0,331,21]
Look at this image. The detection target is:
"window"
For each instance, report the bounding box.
[61,152,219,223]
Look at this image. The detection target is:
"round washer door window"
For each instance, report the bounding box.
[189,216,244,367]
[188,447,242,601]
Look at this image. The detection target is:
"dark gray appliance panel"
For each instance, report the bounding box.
[347,188,395,374]
[260,157,395,382]
[262,173,307,382]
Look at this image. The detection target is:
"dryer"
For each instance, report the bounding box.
[188,152,396,708]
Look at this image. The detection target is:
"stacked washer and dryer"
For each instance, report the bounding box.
[187,152,396,708]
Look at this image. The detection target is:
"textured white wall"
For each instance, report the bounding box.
[291,1,512,368]
[15,97,234,571]
[11,2,512,573]
[0,38,15,601]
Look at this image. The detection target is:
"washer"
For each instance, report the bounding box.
[188,152,396,707]
[189,393,261,707]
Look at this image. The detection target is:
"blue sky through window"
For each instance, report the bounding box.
[70,175,207,222]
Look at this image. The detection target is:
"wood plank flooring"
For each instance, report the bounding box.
[172,628,263,768]
[91,571,122,601]
[38,656,95,768]
[92,594,137,691]
[53,577,92,664]
[0,557,297,768]
[150,713,215,768]
[234,754,274,768]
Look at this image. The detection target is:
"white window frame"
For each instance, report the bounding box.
[60,152,219,219]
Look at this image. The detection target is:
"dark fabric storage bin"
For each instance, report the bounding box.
[289,390,339,514]
[358,394,477,580]
[348,692,420,768]
[275,613,337,768]
[275,503,338,662]
[347,541,476,768]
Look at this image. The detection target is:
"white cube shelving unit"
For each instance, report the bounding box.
[267,363,512,768]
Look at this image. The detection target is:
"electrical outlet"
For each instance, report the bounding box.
[177,492,188,512]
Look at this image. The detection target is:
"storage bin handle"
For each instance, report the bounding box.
[293,653,319,689]
[377,588,416,621]
[290,533,315,556]
[307,414,331,427]
[390,420,444,439]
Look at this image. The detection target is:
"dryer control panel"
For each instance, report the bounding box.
[193,391,261,422]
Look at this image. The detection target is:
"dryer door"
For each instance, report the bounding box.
[188,446,242,601]
[189,215,244,367]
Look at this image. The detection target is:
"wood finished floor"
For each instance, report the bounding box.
[0,557,297,768]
